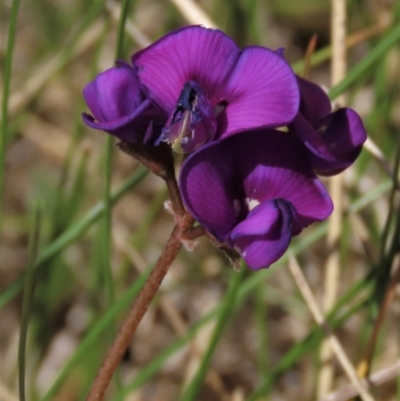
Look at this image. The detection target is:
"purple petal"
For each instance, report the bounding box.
[290,108,367,176]
[229,199,295,270]
[297,76,331,125]
[82,62,167,141]
[289,112,338,164]
[216,46,299,138]
[132,26,240,113]
[179,129,333,242]
[179,139,242,241]
[83,62,142,122]
[312,108,367,175]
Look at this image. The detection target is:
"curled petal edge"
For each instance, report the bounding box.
[229,199,299,270]
[82,99,154,141]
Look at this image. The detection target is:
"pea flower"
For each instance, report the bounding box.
[179,129,333,270]
[82,61,166,142]
[132,25,300,152]
[289,76,367,176]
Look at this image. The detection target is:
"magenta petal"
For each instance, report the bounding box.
[312,108,367,175]
[132,26,240,112]
[290,113,338,164]
[291,77,366,176]
[297,76,332,125]
[83,62,142,122]
[217,46,299,138]
[82,99,158,142]
[82,62,167,142]
[229,199,295,270]
[291,108,367,176]
[179,141,242,241]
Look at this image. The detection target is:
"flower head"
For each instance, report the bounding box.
[132,26,300,152]
[82,61,166,142]
[80,26,367,271]
[290,76,367,176]
[179,129,333,270]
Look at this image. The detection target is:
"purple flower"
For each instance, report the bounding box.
[132,26,299,152]
[289,76,367,176]
[82,61,166,142]
[179,130,333,270]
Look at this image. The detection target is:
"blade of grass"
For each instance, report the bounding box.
[329,23,400,100]
[18,206,42,401]
[348,180,392,214]
[0,0,22,229]
[105,2,151,48]
[255,279,269,382]
[242,0,262,43]
[179,266,245,401]
[380,139,400,260]
[357,261,400,379]
[371,134,400,309]
[0,167,148,310]
[102,138,115,305]
[115,0,131,59]
[61,149,90,226]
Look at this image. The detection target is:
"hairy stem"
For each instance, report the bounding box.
[86,222,189,401]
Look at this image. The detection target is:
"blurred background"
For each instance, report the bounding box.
[1,0,400,400]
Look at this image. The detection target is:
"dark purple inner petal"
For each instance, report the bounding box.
[83,63,142,123]
[289,113,339,162]
[161,81,217,152]
[229,199,295,270]
[290,107,367,176]
[312,108,367,175]
[179,140,246,241]
[297,76,332,125]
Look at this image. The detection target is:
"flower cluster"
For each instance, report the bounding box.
[83,25,366,270]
